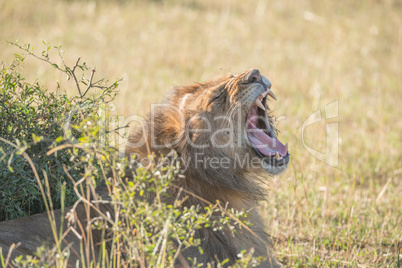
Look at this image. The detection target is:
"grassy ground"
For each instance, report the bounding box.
[0,0,401,267]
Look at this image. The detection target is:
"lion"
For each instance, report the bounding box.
[122,68,289,267]
[0,69,289,267]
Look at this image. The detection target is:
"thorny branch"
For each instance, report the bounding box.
[7,41,121,99]
[67,57,83,97]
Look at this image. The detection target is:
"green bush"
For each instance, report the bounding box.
[0,43,118,221]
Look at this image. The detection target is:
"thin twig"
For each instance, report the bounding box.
[7,42,65,72]
[62,165,114,226]
[8,41,118,100]
[172,238,190,268]
[46,143,86,156]
[4,242,20,268]
[82,68,96,98]
[67,57,82,97]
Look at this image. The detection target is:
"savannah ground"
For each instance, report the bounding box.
[0,0,401,267]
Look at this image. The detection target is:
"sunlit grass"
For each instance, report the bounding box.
[0,0,400,266]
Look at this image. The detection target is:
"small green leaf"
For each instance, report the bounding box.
[32,133,43,143]
[221,259,229,265]
[78,136,90,143]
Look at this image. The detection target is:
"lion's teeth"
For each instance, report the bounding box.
[255,99,265,111]
[267,89,277,101]
[275,152,281,160]
[285,142,288,152]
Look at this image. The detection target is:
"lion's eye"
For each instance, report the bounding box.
[208,90,225,106]
[208,96,220,105]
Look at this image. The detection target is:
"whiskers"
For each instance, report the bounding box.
[221,102,241,128]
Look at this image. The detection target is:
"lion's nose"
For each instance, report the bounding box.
[261,75,272,89]
[245,69,261,83]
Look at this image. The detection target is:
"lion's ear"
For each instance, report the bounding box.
[155,107,185,150]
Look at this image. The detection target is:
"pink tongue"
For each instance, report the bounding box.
[247,122,287,156]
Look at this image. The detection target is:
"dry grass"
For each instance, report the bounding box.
[0,0,401,267]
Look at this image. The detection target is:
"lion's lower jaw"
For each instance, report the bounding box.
[262,162,289,175]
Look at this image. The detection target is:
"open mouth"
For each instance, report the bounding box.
[246,87,289,163]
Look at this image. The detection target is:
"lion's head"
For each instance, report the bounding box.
[126,68,289,195]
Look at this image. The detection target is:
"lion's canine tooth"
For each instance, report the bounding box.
[285,142,288,152]
[267,89,277,101]
[275,152,281,160]
[255,99,265,111]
